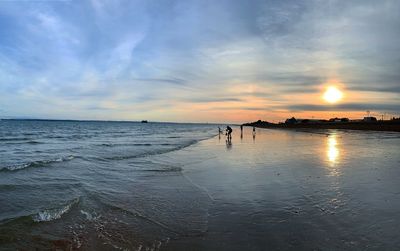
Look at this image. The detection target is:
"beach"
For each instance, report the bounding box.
[162,127,400,250]
[2,0,400,249]
[1,121,400,250]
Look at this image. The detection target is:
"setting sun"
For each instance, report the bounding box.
[323,86,343,104]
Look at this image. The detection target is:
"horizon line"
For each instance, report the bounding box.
[0,118,229,125]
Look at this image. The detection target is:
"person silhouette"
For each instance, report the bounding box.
[218,127,223,140]
[226,126,233,141]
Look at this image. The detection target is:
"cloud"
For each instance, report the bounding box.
[185,97,243,103]
[0,0,399,122]
[285,103,400,112]
[131,77,187,86]
[349,85,400,93]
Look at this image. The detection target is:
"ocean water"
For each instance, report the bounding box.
[0,120,217,250]
[1,120,400,250]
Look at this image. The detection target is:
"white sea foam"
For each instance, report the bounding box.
[1,155,75,172]
[32,198,79,222]
[80,210,100,221]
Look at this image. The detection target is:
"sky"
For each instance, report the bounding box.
[0,0,399,123]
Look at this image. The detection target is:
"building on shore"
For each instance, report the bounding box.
[285,117,349,124]
[285,117,297,124]
[363,117,377,122]
[329,117,350,123]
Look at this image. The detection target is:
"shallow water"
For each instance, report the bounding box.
[1,121,399,250]
[0,120,216,250]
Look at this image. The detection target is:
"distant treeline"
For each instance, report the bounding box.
[244,118,400,132]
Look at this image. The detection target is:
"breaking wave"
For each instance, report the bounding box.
[0,155,75,172]
[32,198,79,222]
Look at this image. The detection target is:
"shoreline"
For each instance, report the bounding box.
[244,120,400,132]
[1,126,400,250]
[162,127,400,250]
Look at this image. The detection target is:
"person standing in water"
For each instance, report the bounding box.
[226,126,233,141]
[218,127,223,140]
[253,126,256,135]
[240,125,243,139]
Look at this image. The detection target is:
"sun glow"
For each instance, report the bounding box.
[323,86,343,104]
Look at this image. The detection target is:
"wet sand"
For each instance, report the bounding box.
[1,125,399,250]
[159,127,400,250]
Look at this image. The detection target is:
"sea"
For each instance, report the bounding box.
[0,120,217,250]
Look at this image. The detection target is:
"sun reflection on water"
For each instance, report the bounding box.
[327,136,339,164]
[327,134,341,176]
